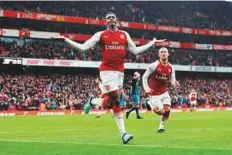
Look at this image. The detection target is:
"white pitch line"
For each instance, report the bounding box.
[0,128,98,134]
[0,129,74,134]
[0,139,232,151]
[1,127,231,135]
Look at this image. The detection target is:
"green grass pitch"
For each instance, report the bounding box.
[0,111,232,155]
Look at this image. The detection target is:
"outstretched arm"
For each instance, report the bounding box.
[124,31,166,55]
[53,31,102,52]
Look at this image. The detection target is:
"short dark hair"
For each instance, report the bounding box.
[105,12,117,18]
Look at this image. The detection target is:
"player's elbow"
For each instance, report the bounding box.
[73,46,88,52]
[80,47,89,52]
[65,40,88,52]
[142,74,146,81]
[142,75,148,84]
[142,71,149,79]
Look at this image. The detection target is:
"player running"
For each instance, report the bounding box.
[53,12,166,144]
[126,71,143,119]
[142,47,180,133]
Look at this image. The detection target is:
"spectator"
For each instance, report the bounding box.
[0,72,231,111]
[0,38,231,67]
[1,1,232,30]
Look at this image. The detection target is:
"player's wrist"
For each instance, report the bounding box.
[151,39,156,44]
[145,88,151,94]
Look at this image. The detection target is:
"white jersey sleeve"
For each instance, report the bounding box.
[170,64,176,87]
[123,31,155,55]
[142,61,159,93]
[64,31,103,51]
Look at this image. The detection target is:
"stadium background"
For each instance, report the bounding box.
[0,1,232,155]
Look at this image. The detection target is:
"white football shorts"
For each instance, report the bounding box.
[190,100,197,106]
[147,91,171,111]
[100,71,124,94]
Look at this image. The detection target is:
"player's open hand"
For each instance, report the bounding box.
[153,38,167,43]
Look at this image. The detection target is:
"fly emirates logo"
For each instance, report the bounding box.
[105,41,125,50]
[156,73,168,81]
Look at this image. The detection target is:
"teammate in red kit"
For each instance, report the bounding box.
[189,89,197,112]
[142,47,180,133]
[53,12,166,144]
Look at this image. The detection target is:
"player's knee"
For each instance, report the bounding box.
[108,90,120,106]
[163,105,170,112]
[112,105,122,113]
[153,109,164,115]
[163,105,171,119]
[108,90,120,98]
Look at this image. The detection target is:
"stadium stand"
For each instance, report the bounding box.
[0,39,231,67]
[1,1,232,30]
[0,66,231,111]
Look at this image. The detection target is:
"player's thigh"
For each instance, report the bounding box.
[161,92,171,111]
[149,95,163,111]
[100,71,123,94]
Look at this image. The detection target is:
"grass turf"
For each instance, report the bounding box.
[0,111,232,155]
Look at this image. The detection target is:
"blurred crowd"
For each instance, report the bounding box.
[0,73,231,111]
[0,1,231,112]
[1,38,231,67]
[169,78,232,108]
[1,1,232,30]
[0,74,96,111]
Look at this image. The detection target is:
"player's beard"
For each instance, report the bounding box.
[107,22,117,31]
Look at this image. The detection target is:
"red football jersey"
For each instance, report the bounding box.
[76,29,155,72]
[143,60,175,95]
[189,92,197,101]
[99,30,127,72]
